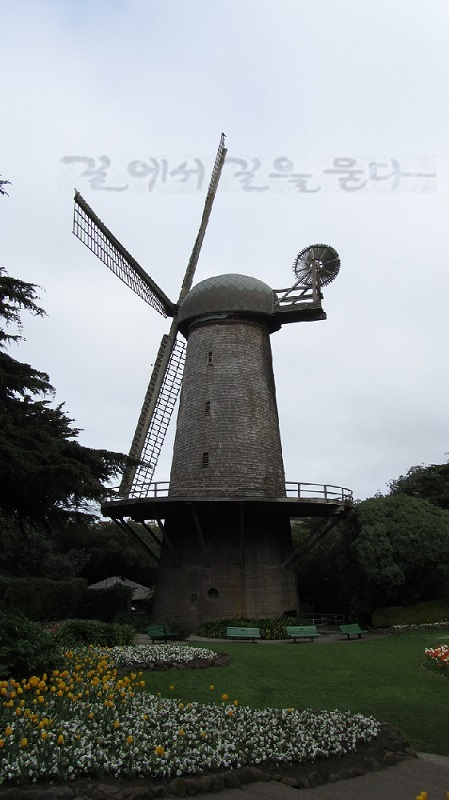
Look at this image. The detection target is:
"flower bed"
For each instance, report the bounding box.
[424,644,449,677]
[108,643,220,668]
[0,645,379,785]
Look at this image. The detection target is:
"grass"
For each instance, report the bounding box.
[143,630,449,756]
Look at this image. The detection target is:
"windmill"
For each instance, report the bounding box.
[72,136,352,624]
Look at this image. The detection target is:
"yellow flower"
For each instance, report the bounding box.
[209,684,214,691]
[88,712,94,720]
[0,740,4,748]
[113,720,120,729]
[178,703,184,709]
[178,729,185,736]
[169,685,175,691]
[20,738,28,748]
[127,735,133,745]
[221,693,229,701]
[57,734,64,746]
[233,699,239,707]
[155,745,165,756]
[41,731,48,740]
[5,727,13,736]
[15,708,21,716]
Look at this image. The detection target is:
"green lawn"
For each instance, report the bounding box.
[143,630,449,756]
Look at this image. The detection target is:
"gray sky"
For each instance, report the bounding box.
[2,0,448,502]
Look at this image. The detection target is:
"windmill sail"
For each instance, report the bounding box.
[125,333,186,497]
[73,191,174,317]
[121,133,228,497]
[178,132,227,303]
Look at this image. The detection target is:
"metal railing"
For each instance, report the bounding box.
[103,481,353,504]
[285,482,353,503]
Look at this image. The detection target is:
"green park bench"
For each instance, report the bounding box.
[147,624,178,642]
[339,623,367,640]
[226,626,261,642]
[286,625,320,643]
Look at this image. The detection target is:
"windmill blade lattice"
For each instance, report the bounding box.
[73,191,174,317]
[123,333,186,497]
[293,243,340,287]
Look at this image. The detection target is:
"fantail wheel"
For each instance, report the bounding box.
[293,244,340,287]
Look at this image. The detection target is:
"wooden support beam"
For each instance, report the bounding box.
[139,520,162,548]
[189,504,209,566]
[239,503,246,571]
[154,516,178,560]
[112,518,159,563]
[282,515,342,570]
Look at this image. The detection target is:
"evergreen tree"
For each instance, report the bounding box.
[0,266,127,531]
[388,460,449,510]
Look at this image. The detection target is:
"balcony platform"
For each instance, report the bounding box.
[102,481,353,522]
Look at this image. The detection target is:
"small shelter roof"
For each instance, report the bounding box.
[88,576,152,601]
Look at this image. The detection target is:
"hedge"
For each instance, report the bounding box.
[372,599,449,628]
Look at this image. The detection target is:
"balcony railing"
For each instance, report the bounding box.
[103,481,353,504]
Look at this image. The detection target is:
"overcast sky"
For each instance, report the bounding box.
[2,0,449,502]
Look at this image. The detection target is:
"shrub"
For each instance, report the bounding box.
[153,616,192,641]
[0,576,88,621]
[372,600,449,628]
[0,613,63,679]
[52,619,136,647]
[113,612,153,632]
[77,584,133,622]
[196,616,305,640]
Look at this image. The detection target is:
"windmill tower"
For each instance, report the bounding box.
[72,136,352,624]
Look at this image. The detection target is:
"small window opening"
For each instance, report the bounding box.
[204,401,211,416]
[207,351,213,365]
[207,588,219,600]
[202,451,209,468]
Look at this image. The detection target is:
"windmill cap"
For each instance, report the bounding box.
[178,273,275,330]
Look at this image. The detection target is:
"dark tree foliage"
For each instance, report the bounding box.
[0,268,127,531]
[388,460,449,510]
[352,494,449,607]
[55,520,159,587]
[296,494,449,623]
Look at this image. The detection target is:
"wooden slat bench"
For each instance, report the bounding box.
[286,625,320,643]
[147,625,178,643]
[226,626,261,642]
[339,623,367,640]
